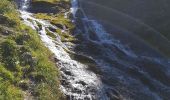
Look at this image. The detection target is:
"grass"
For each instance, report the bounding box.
[0,0,65,99]
[34,13,75,30]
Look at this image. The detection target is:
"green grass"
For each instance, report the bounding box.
[0,0,64,99]
[34,13,75,31]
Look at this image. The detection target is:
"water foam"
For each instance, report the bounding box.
[20,0,108,99]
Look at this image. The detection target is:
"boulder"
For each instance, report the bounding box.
[28,1,59,13]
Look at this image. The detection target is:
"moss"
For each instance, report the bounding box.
[34,13,75,30]
[46,29,57,39]
[34,12,77,43]
[56,29,76,42]
[0,65,14,82]
[0,81,23,100]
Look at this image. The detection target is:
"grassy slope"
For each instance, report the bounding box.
[0,0,68,99]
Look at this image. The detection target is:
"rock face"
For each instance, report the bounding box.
[28,1,59,13]
[80,0,170,58]
[27,1,70,14]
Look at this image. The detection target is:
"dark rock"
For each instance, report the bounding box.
[29,1,59,13]
[84,96,91,100]
[71,53,96,65]
[76,81,87,86]
[106,89,124,100]
[57,1,71,10]
[64,70,72,76]
[60,79,70,86]
[86,41,102,55]
[75,9,85,18]
[75,18,86,33]
[54,57,60,62]
[53,23,64,30]
[72,88,82,94]
[48,27,56,32]
[66,95,75,100]
[88,30,100,41]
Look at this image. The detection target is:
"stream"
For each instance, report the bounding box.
[19,0,170,100]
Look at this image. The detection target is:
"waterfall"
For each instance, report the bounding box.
[19,0,170,100]
[19,0,108,99]
[20,0,30,10]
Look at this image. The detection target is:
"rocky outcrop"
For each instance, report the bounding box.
[28,1,70,13]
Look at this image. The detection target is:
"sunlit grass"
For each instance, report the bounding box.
[0,0,64,99]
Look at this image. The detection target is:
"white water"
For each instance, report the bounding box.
[19,0,170,100]
[75,1,137,58]
[72,1,170,100]
[20,0,108,99]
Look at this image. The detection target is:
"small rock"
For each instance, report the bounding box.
[77,81,87,86]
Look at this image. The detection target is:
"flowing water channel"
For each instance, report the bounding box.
[19,0,170,100]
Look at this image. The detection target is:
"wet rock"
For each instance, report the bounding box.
[64,70,72,76]
[136,58,170,86]
[48,27,56,32]
[54,57,60,62]
[88,30,100,41]
[76,81,87,86]
[87,64,102,75]
[75,18,86,33]
[29,1,59,13]
[53,23,64,30]
[84,96,91,100]
[75,9,85,18]
[60,79,70,86]
[57,1,71,10]
[72,88,82,94]
[66,95,75,100]
[86,41,103,55]
[71,53,96,65]
[106,89,124,100]
[60,67,73,76]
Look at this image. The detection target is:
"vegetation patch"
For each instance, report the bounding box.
[0,0,65,99]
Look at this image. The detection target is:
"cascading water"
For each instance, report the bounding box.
[19,0,108,100]
[71,0,170,100]
[19,0,170,100]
